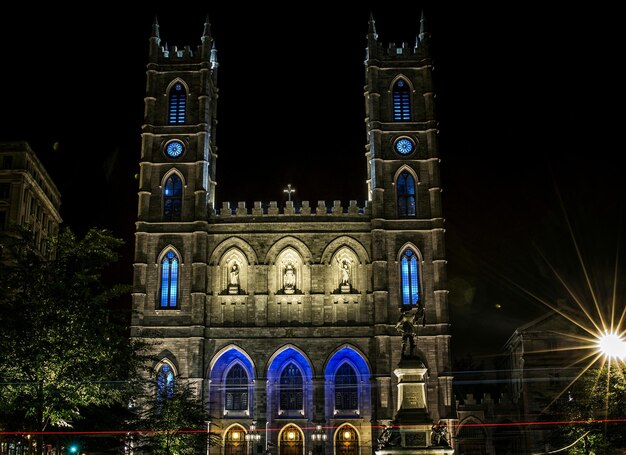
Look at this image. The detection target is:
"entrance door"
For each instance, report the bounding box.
[279,424,303,455]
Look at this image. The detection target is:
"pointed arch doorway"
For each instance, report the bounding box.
[279,424,304,455]
[335,425,358,455]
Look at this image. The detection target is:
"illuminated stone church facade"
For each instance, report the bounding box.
[131,13,454,455]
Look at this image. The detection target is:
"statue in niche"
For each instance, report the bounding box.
[229,263,240,286]
[341,260,350,285]
[228,262,240,295]
[339,259,351,293]
[284,263,296,293]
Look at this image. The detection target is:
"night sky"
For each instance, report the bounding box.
[1,4,623,363]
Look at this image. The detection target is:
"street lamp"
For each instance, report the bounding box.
[310,424,327,455]
[245,422,262,455]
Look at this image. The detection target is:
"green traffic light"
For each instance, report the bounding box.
[69,445,78,453]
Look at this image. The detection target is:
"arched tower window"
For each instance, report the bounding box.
[160,250,179,308]
[392,79,411,121]
[335,363,358,411]
[156,364,175,400]
[280,363,303,411]
[397,171,416,217]
[225,364,249,411]
[168,82,187,124]
[400,248,420,306]
[163,174,182,221]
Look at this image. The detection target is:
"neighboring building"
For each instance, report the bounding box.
[0,141,62,258]
[130,13,455,455]
[499,310,585,454]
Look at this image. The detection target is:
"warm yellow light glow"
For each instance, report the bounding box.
[597,332,626,359]
[288,431,295,440]
[232,431,240,440]
[343,431,351,440]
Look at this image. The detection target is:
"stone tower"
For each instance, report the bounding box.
[131,12,454,455]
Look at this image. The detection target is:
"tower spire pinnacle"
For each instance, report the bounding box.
[151,15,160,39]
[368,11,378,39]
[419,9,429,42]
[202,14,212,42]
[201,14,213,60]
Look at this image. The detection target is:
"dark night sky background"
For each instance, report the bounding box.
[1,4,623,365]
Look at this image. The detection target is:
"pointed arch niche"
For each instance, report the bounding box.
[223,423,247,455]
[331,247,360,294]
[208,345,256,418]
[276,247,304,295]
[278,424,304,455]
[219,247,248,295]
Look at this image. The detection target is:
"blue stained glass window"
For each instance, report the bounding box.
[397,171,416,217]
[401,248,420,306]
[393,79,411,121]
[168,82,187,124]
[225,364,249,411]
[156,364,175,399]
[160,251,179,308]
[163,175,182,221]
[335,363,358,410]
[280,363,303,411]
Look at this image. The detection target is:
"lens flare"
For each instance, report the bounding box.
[597,332,626,359]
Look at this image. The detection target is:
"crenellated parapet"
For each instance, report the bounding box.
[211,200,370,217]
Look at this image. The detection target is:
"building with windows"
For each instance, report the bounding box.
[0,141,62,258]
[131,13,454,454]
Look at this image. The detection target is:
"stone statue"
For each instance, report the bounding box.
[377,424,400,450]
[431,423,449,446]
[340,260,350,286]
[229,263,240,286]
[284,263,296,289]
[395,303,425,357]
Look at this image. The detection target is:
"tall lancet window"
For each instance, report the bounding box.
[400,248,420,306]
[335,363,358,411]
[156,364,175,400]
[160,250,179,308]
[392,79,411,121]
[397,171,416,217]
[280,363,303,411]
[168,82,187,124]
[163,175,182,221]
[225,364,249,411]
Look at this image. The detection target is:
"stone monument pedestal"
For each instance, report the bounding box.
[375,356,454,455]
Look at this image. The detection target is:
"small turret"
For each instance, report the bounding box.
[210,41,219,70]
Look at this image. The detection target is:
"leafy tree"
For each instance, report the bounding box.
[0,226,149,454]
[128,380,221,455]
[547,364,626,454]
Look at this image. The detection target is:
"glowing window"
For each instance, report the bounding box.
[225,364,249,411]
[392,79,411,121]
[156,364,175,399]
[401,248,420,306]
[335,363,358,411]
[168,82,187,124]
[160,251,179,308]
[163,175,182,221]
[280,363,303,411]
[397,171,416,217]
